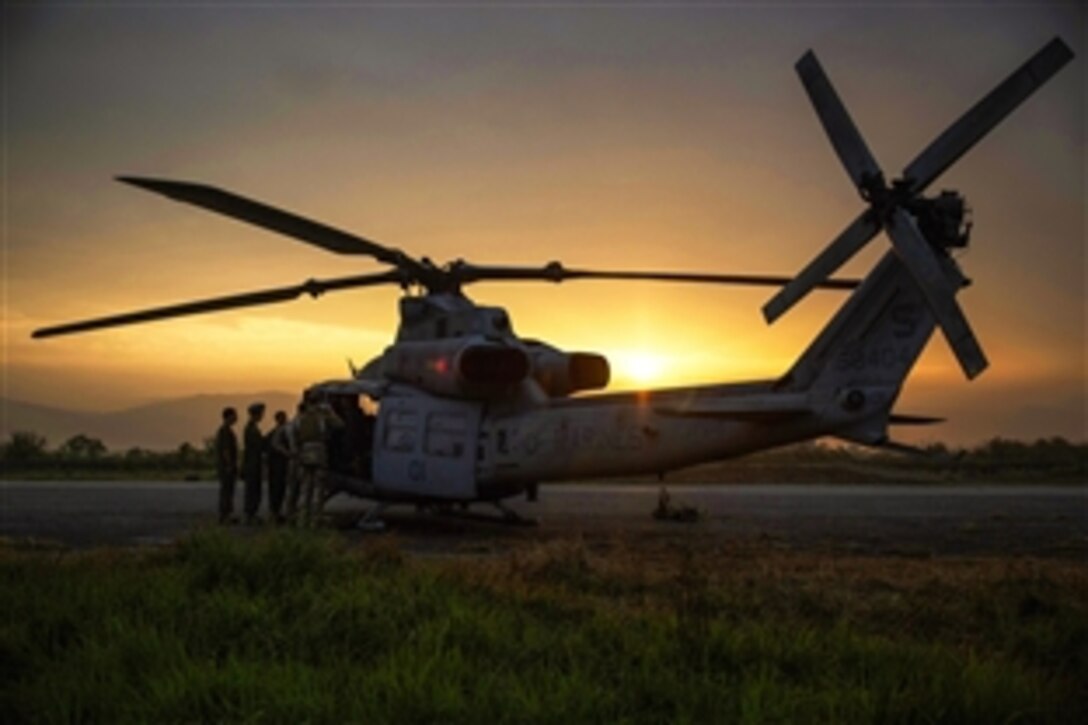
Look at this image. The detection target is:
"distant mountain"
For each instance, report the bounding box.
[1,392,299,451]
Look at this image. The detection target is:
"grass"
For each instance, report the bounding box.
[1,530,1085,723]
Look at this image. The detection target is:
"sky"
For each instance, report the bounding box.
[2,1,1085,445]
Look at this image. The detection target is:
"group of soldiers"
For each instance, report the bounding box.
[213,396,345,526]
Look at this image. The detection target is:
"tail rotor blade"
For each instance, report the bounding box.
[796,50,885,193]
[902,37,1074,193]
[762,210,880,323]
[884,209,988,379]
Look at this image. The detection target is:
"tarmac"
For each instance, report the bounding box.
[1,480,1085,558]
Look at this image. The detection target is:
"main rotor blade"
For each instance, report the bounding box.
[902,36,1074,194]
[117,177,420,270]
[32,270,403,339]
[453,263,861,289]
[796,50,885,192]
[762,210,880,323]
[884,208,988,379]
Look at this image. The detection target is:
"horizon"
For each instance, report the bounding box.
[3,5,1085,447]
[5,381,1087,455]
[2,382,1084,451]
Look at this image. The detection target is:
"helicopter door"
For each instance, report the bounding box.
[373,395,481,500]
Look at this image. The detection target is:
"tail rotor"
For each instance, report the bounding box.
[763,37,1074,380]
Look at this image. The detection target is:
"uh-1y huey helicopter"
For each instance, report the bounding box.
[35,37,1073,528]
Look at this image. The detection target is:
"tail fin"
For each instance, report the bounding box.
[777,251,941,443]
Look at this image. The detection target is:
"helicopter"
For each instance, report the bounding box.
[34,37,1073,528]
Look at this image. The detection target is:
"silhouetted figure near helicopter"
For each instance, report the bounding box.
[332,395,368,478]
[326,397,350,476]
[214,407,239,524]
[241,402,266,525]
[359,410,376,481]
[284,403,304,521]
[653,486,701,523]
[266,410,291,525]
[296,396,343,527]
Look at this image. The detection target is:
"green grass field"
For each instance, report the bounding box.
[2,530,1085,723]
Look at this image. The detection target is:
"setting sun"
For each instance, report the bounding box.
[615,350,667,387]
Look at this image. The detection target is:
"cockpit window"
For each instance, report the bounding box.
[382,409,418,452]
[425,412,467,457]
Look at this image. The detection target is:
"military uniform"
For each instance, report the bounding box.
[215,422,238,523]
[242,419,265,522]
[283,414,303,520]
[296,403,343,526]
[266,421,292,522]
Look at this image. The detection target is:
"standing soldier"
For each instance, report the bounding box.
[215,407,239,524]
[284,403,304,522]
[266,410,292,525]
[242,402,266,525]
[297,397,343,527]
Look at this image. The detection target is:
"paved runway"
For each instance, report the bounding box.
[1,480,1085,557]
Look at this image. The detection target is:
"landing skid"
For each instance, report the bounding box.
[425,502,539,527]
[354,503,387,533]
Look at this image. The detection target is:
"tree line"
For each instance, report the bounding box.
[1,429,1084,478]
[1,431,214,474]
[750,437,1086,479]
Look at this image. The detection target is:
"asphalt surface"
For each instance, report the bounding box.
[1,480,1085,557]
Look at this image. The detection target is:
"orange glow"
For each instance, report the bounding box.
[2,8,1082,449]
[614,350,666,387]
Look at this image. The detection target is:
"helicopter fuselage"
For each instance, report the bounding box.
[376,381,886,504]
[29,38,1071,523]
[317,249,936,508]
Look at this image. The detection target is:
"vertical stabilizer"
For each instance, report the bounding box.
[781,251,938,400]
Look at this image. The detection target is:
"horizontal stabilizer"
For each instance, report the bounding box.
[888,413,945,426]
[834,437,925,457]
[836,437,961,464]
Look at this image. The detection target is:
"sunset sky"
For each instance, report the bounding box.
[3,3,1084,445]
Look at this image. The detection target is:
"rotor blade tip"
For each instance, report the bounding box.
[116,175,157,189]
[31,327,62,339]
[1050,36,1074,56]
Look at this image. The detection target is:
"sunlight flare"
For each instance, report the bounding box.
[614,350,668,387]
